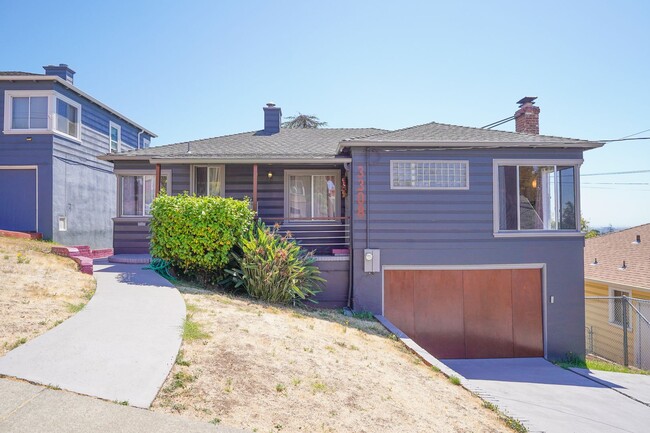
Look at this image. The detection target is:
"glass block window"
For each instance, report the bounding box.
[390,160,469,190]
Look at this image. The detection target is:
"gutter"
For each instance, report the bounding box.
[0,75,157,137]
[336,140,605,153]
[98,155,352,164]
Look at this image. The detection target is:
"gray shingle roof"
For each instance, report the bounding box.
[344,121,601,146]
[0,71,42,76]
[112,128,386,160]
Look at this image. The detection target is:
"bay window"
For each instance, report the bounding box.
[3,90,81,140]
[494,160,580,234]
[285,170,340,220]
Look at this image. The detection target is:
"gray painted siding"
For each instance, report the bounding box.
[313,259,349,308]
[350,147,586,360]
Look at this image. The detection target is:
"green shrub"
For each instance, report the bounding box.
[149,193,254,278]
[224,220,324,304]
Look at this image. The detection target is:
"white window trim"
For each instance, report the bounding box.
[190,165,225,196]
[53,93,82,141]
[389,160,470,190]
[109,122,121,153]
[116,169,171,217]
[3,90,82,142]
[284,169,341,222]
[492,158,583,238]
[608,287,633,330]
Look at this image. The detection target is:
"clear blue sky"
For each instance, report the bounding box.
[3,0,649,228]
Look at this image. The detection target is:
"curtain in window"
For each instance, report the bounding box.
[208,167,221,196]
[498,166,518,230]
[313,175,337,218]
[288,175,311,219]
[122,176,143,216]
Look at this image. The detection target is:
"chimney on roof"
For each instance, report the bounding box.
[263,102,282,134]
[43,64,75,85]
[515,96,540,134]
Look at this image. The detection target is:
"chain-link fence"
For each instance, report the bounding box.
[585,296,650,369]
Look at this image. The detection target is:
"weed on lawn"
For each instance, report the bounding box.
[182,317,210,341]
[483,401,528,433]
[175,350,191,366]
[449,375,461,385]
[65,302,86,313]
[9,337,27,350]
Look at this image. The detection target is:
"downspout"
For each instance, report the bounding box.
[345,162,353,309]
[137,130,143,149]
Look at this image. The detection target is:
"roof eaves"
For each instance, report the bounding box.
[338,139,604,151]
[0,75,156,137]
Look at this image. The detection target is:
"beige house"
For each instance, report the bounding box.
[584,224,650,368]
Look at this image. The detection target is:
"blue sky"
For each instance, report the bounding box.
[3,0,649,228]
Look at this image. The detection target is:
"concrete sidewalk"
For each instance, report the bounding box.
[0,378,246,433]
[444,358,650,433]
[0,260,185,408]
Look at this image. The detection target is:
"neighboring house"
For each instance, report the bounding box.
[0,65,156,247]
[100,98,603,361]
[584,224,650,368]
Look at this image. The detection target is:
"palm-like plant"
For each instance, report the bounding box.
[282,113,328,129]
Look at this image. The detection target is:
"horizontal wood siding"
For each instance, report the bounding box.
[113,219,151,254]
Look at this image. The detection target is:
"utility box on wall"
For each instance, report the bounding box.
[364,249,380,273]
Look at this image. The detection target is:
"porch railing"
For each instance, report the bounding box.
[261,216,350,255]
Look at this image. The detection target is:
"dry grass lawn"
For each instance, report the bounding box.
[152,286,512,433]
[0,236,95,356]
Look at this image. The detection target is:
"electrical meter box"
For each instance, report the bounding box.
[363,249,380,273]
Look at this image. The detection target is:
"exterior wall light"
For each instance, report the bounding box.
[267,171,273,180]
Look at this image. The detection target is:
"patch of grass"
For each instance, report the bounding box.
[276,383,286,393]
[46,384,61,390]
[209,418,221,425]
[164,371,196,393]
[65,302,86,313]
[351,310,375,321]
[182,317,210,341]
[311,381,328,393]
[483,400,528,432]
[555,353,650,375]
[224,377,233,393]
[175,350,191,366]
[115,400,129,406]
[9,337,27,350]
[16,253,31,264]
[448,375,461,385]
[291,378,301,386]
[430,365,441,373]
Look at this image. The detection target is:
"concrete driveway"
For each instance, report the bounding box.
[444,358,650,433]
[0,260,185,408]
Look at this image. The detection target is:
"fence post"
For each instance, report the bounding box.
[623,296,629,367]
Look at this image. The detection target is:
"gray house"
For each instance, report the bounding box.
[101,99,603,361]
[0,65,156,247]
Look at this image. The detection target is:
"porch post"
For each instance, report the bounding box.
[155,164,161,196]
[252,163,258,212]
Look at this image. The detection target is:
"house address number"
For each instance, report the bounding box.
[356,165,365,218]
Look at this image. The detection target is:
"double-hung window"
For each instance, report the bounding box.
[193,166,224,196]
[109,122,121,153]
[119,172,170,217]
[494,160,580,235]
[285,170,340,220]
[4,90,81,140]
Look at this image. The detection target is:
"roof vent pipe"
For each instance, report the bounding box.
[634,235,641,244]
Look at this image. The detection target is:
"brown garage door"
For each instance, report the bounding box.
[384,269,543,359]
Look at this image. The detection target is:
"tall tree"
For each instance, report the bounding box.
[282,113,327,129]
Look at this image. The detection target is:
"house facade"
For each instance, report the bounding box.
[584,224,650,369]
[0,65,156,247]
[101,99,602,361]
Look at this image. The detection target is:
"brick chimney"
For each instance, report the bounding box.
[515,96,540,134]
[43,64,75,85]
[263,102,282,134]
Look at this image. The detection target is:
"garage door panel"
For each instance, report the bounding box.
[0,169,37,232]
[384,270,415,337]
[463,270,514,358]
[413,270,465,359]
[512,269,544,357]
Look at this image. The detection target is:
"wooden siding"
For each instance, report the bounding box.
[585,280,650,366]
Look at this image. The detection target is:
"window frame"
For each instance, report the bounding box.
[492,159,583,238]
[608,287,632,330]
[3,90,82,142]
[115,169,171,218]
[190,165,225,197]
[390,160,470,190]
[283,169,341,222]
[109,121,121,153]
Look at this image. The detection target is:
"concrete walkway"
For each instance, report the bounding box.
[0,260,185,408]
[570,367,650,406]
[0,378,246,433]
[444,358,650,433]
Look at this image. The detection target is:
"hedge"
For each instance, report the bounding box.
[149,193,255,274]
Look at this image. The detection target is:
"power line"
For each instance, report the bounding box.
[581,169,650,177]
[583,182,650,185]
[620,127,650,139]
